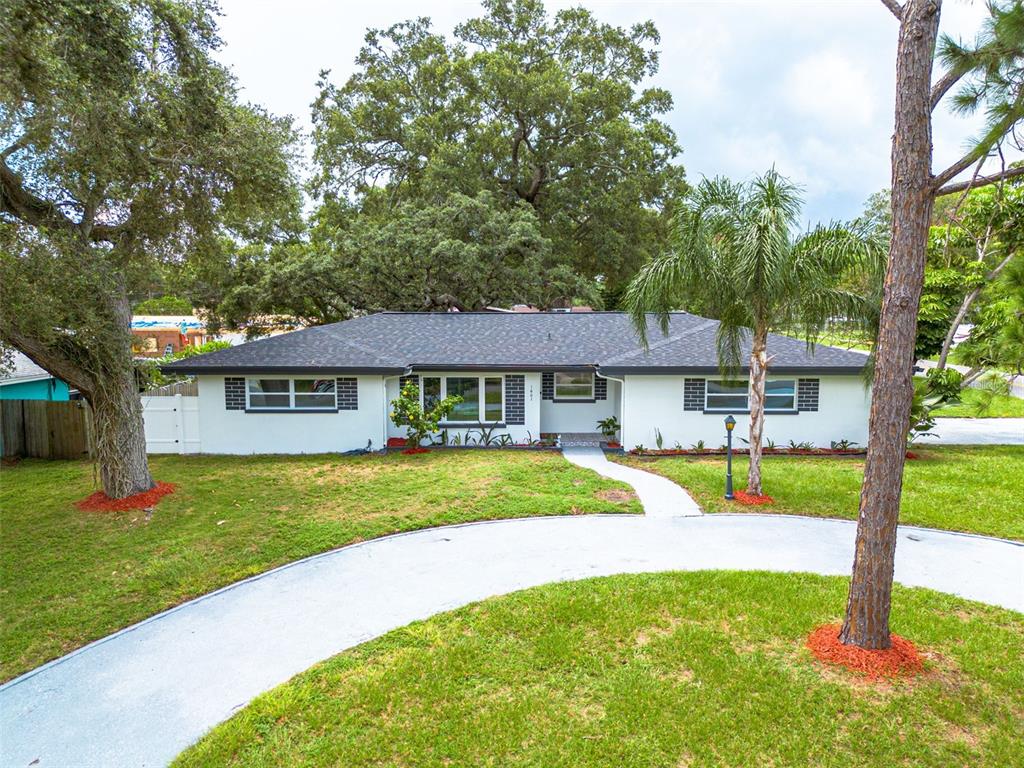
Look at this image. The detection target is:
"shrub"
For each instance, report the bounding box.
[390,381,462,448]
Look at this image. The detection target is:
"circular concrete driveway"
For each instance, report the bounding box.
[2,512,1021,768]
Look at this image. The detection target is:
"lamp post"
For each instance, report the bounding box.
[724,415,736,500]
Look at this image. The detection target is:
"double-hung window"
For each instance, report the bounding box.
[421,375,503,423]
[247,378,337,410]
[705,380,748,411]
[554,372,594,400]
[704,379,796,412]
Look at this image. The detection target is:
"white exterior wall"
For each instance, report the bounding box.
[621,375,870,450]
[385,372,542,444]
[539,378,621,434]
[196,375,386,454]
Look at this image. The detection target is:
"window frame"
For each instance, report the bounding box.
[703,378,798,414]
[553,371,595,401]
[420,374,505,424]
[245,377,338,412]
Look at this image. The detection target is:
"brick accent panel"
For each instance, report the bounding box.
[683,378,705,411]
[797,378,819,412]
[541,372,554,400]
[225,377,246,410]
[594,376,607,400]
[504,375,525,425]
[336,378,358,410]
[398,374,419,394]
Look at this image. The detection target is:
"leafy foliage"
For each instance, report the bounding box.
[310,0,684,288]
[0,0,301,494]
[214,192,598,326]
[134,296,193,315]
[390,381,463,448]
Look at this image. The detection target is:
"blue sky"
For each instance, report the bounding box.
[215,0,1008,224]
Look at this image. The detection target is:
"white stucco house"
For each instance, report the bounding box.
[160,311,871,453]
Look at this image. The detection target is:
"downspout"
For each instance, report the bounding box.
[596,369,625,446]
[381,368,412,451]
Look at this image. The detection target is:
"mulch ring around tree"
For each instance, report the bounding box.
[76,482,177,512]
[806,624,924,681]
[732,490,774,506]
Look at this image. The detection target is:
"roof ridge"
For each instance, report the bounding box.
[601,319,719,365]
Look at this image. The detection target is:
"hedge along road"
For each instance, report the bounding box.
[1,510,1021,768]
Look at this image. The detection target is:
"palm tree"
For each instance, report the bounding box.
[624,169,884,495]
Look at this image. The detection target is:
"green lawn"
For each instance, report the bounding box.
[933,387,1024,417]
[0,451,639,682]
[174,571,1024,768]
[618,445,1023,541]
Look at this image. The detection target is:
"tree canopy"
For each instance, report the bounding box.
[0,0,301,496]
[310,0,685,289]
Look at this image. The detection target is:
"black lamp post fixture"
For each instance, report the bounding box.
[724,415,736,500]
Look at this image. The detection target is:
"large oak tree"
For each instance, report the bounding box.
[311,0,685,288]
[842,0,1023,649]
[0,0,300,497]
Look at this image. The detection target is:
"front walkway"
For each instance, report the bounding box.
[2,512,1021,768]
[562,445,701,517]
[919,417,1024,445]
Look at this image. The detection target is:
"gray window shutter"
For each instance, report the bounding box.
[225,377,245,410]
[797,378,820,412]
[594,376,607,400]
[336,378,358,410]
[683,378,705,411]
[504,375,525,425]
[541,372,554,400]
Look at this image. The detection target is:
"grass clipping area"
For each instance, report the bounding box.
[173,572,1024,768]
[0,451,639,682]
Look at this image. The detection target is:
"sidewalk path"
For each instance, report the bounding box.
[2,512,1020,768]
[919,417,1024,445]
[562,445,702,517]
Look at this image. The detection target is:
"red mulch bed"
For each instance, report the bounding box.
[732,490,774,506]
[387,437,408,448]
[806,624,924,680]
[76,482,177,512]
[401,447,430,455]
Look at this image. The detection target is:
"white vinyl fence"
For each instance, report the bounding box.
[141,393,201,454]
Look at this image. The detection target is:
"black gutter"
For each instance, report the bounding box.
[158,365,406,375]
[598,365,867,376]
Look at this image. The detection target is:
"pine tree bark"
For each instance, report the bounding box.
[841,0,941,650]
[747,324,769,496]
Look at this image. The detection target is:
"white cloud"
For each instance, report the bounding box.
[783,49,876,129]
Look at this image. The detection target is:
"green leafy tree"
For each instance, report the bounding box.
[311,0,684,287]
[134,296,194,315]
[0,0,301,497]
[624,170,884,496]
[390,381,462,447]
[215,192,599,325]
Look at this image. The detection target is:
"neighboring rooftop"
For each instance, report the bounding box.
[162,312,869,375]
[1,351,57,385]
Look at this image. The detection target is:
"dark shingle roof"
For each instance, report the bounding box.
[162,312,868,375]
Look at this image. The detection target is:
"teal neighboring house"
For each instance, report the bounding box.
[0,352,71,401]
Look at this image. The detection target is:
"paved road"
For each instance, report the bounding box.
[2,512,1020,768]
[919,417,1024,445]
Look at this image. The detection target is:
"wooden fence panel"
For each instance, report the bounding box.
[0,400,94,460]
[1,400,25,457]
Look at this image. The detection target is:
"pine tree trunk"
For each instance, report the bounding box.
[747,325,768,496]
[840,0,941,650]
